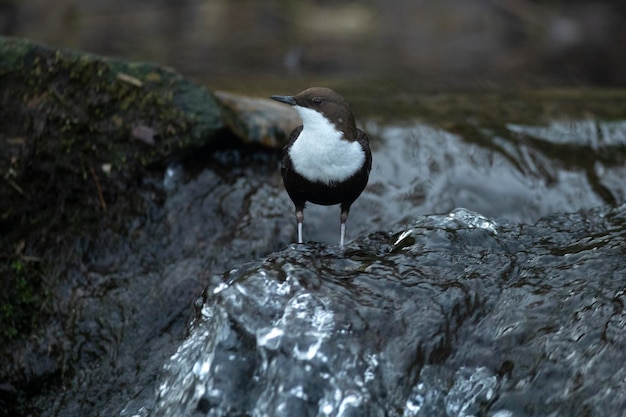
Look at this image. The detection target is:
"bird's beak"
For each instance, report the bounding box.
[270,95,297,106]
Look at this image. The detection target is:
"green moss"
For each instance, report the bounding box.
[0,261,43,341]
[1,36,224,170]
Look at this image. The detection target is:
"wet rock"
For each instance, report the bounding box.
[142,207,626,417]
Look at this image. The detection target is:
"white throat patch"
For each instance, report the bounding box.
[289,106,365,184]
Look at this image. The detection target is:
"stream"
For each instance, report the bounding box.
[95,117,626,417]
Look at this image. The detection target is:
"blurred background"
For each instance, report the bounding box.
[1,0,625,93]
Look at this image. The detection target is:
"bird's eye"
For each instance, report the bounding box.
[312,97,322,105]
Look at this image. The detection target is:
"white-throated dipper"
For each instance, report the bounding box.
[270,87,372,246]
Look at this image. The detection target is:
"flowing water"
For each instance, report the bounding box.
[114,118,626,417]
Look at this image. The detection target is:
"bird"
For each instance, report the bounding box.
[270,87,372,246]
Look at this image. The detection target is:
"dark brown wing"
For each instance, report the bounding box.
[281,125,303,177]
[356,128,372,174]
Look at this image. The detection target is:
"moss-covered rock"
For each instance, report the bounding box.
[0,36,225,344]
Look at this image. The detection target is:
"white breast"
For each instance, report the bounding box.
[289,106,366,185]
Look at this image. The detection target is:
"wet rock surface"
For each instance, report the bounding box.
[145,207,626,417]
[1,38,626,417]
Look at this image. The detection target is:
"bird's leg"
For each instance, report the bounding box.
[296,209,304,243]
[340,207,350,246]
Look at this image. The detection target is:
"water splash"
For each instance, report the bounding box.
[143,204,626,417]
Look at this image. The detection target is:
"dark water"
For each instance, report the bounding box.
[108,117,625,417]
